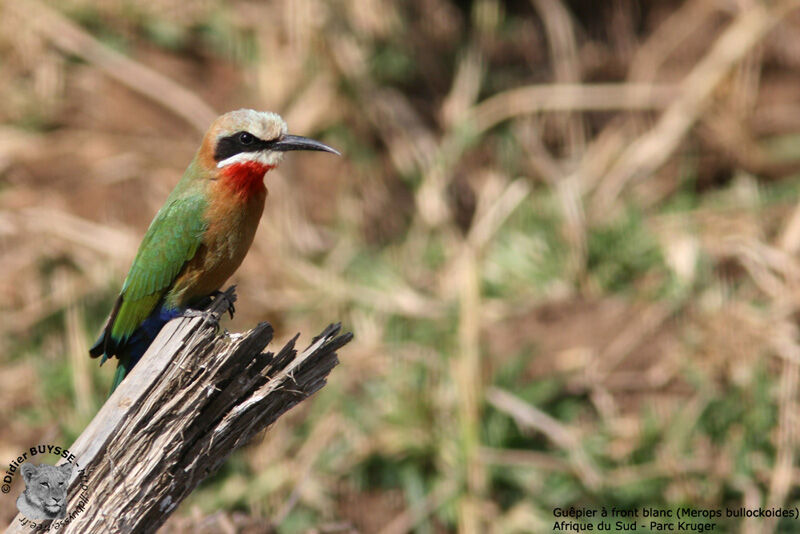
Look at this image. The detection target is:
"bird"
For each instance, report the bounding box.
[89,109,339,394]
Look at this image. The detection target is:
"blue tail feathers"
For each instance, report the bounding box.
[91,306,183,392]
[107,306,182,395]
[120,306,183,369]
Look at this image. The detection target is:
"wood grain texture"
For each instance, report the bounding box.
[4,287,352,533]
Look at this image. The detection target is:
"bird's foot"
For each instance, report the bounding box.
[181,308,220,326]
[188,287,237,323]
[203,289,235,319]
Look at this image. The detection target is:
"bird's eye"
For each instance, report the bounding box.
[238,132,255,145]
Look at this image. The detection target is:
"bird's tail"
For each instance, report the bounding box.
[108,357,130,396]
[106,329,155,395]
[100,307,182,395]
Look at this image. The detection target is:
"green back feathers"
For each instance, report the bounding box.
[109,170,209,344]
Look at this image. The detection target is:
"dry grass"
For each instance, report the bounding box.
[3,0,800,532]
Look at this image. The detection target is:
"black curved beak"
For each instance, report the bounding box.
[273,134,340,155]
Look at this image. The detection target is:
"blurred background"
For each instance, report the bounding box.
[3,0,800,532]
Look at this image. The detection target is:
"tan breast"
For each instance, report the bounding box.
[167,182,266,308]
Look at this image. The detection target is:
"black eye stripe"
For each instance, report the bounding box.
[214,131,276,162]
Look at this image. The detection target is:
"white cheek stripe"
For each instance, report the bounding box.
[217,150,283,168]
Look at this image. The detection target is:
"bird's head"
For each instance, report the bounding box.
[198,109,338,194]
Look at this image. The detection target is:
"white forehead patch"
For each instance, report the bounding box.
[218,109,288,141]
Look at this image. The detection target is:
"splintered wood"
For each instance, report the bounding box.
[4,287,351,533]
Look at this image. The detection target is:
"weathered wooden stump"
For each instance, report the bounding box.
[4,287,351,533]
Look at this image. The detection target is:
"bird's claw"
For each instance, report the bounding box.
[181,308,220,326]
[210,289,236,319]
[190,289,236,320]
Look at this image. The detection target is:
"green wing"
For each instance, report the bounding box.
[109,193,208,343]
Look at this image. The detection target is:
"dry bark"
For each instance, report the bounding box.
[4,287,352,533]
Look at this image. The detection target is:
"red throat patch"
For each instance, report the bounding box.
[221,161,273,198]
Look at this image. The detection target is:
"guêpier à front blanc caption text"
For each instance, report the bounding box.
[552,505,798,532]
